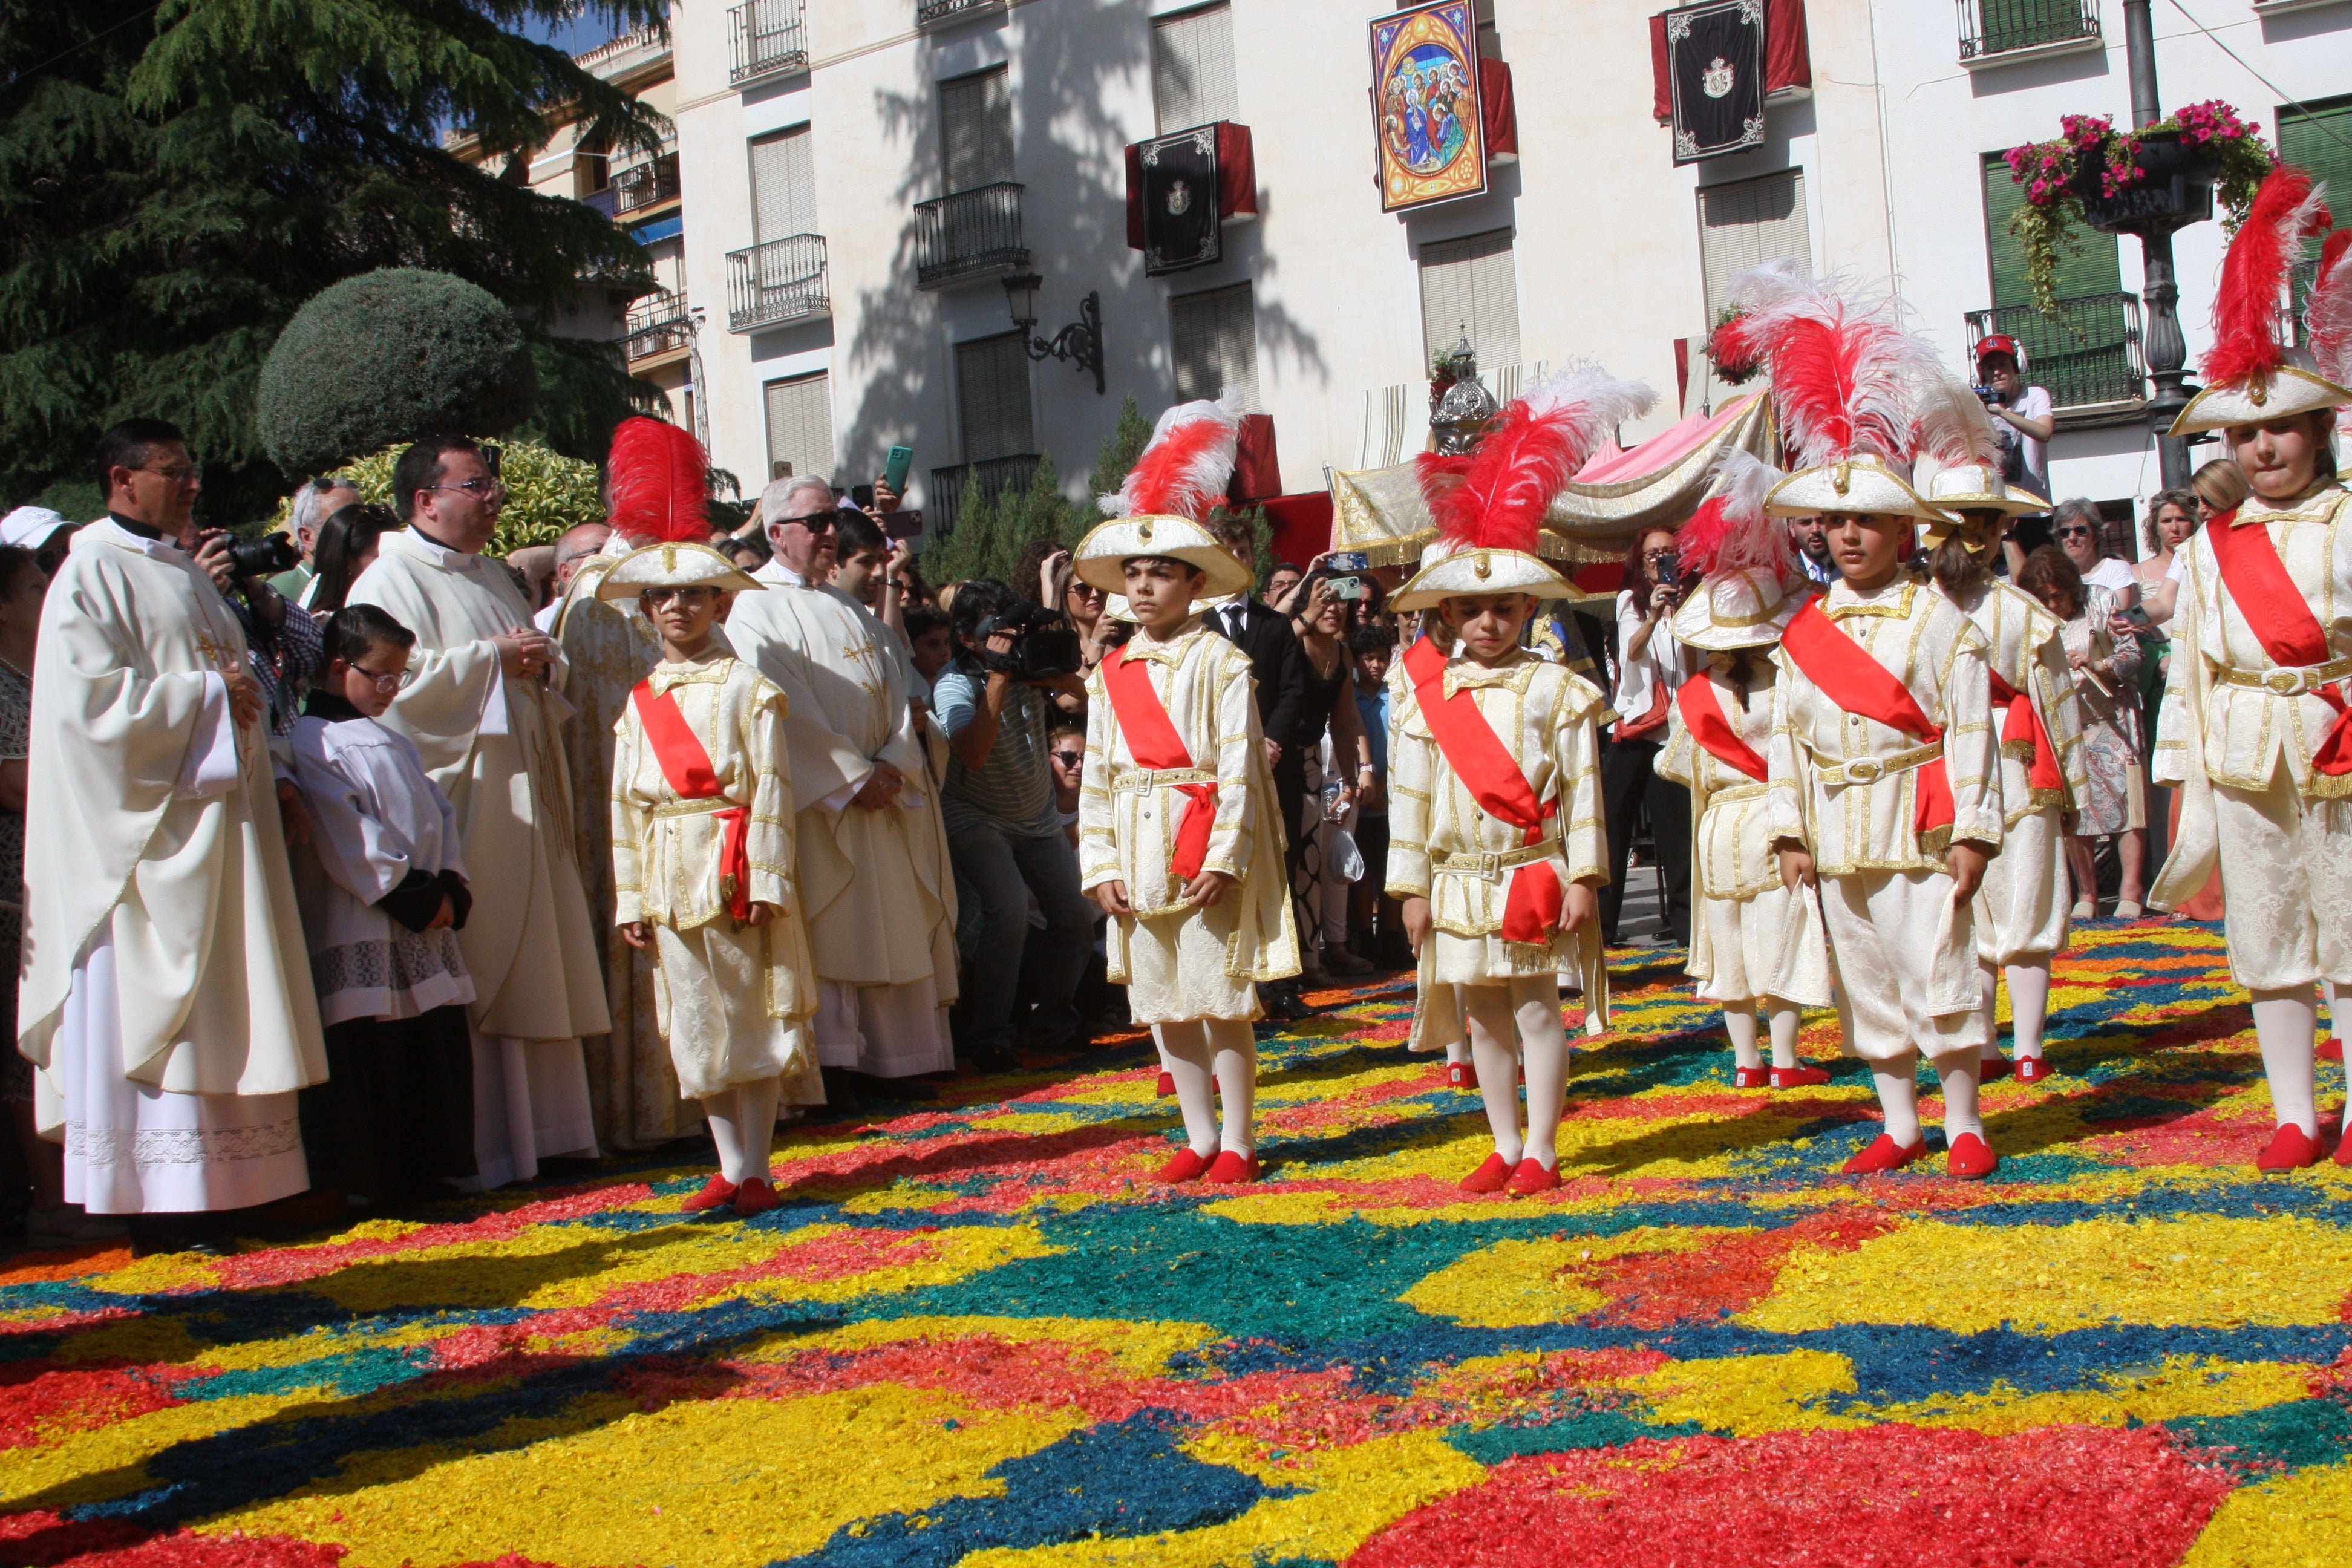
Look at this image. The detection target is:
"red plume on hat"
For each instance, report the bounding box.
[2203,164,2331,393]
[1721,259,1942,472]
[2305,225,2352,430]
[606,416,710,546]
[1414,364,1655,554]
[1100,388,1244,522]
[1676,448,1789,579]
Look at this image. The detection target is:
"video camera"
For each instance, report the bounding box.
[975,600,1083,681]
[197,528,301,581]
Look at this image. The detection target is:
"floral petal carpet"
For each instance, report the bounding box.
[5,920,2351,1568]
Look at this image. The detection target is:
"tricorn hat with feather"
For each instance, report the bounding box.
[1073,390,1256,599]
[2170,165,2352,436]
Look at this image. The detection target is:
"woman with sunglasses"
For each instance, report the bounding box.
[2050,500,2149,918]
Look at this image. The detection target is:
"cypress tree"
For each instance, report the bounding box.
[0,1,667,523]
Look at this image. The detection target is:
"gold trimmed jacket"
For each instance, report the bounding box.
[1949,578,2087,826]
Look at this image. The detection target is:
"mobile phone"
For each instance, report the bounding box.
[881,508,924,540]
[883,445,913,495]
[2117,603,2153,630]
[851,484,875,509]
[1331,576,1365,600]
[1328,550,1370,573]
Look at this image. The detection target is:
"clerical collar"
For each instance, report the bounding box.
[304,688,365,723]
[403,523,482,565]
[765,561,808,587]
[106,511,169,543]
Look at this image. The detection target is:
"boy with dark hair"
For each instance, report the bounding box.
[1348,620,1405,966]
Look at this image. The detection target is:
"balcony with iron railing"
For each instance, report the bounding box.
[727,234,830,333]
[916,0,1005,28]
[624,291,693,366]
[1963,292,2146,411]
[1957,0,2101,62]
[914,183,1028,290]
[928,454,1040,535]
[610,151,680,219]
[728,0,808,85]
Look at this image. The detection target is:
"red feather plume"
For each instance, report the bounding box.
[606,417,710,545]
[1414,365,1655,553]
[1723,260,1942,472]
[2307,226,2352,415]
[1103,390,1243,522]
[2203,164,2331,391]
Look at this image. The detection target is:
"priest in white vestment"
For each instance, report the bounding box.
[725,475,959,1082]
[19,419,327,1217]
[345,437,606,1186]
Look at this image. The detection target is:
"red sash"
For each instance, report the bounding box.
[1985,670,2062,795]
[630,681,753,921]
[1675,673,1766,783]
[1779,599,1956,837]
[2206,508,2352,774]
[1101,645,1217,882]
[1403,638,1563,943]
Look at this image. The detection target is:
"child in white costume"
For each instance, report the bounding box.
[609,542,820,1217]
[1718,263,2008,1180]
[1075,396,1300,1185]
[1655,454,1833,1090]
[1387,367,1648,1195]
[2152,166,2352,1172]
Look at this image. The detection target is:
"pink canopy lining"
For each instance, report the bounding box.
[1570,394,1762,486]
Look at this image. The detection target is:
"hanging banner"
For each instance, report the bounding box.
[1370,2,1487,214]
[1665,0,1766,165]
[1137,125,1222,275]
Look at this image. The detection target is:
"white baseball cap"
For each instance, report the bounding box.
[0,506,71,549]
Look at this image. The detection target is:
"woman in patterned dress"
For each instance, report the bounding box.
[2018,546,2143,919]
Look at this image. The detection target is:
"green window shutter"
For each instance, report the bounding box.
[1981,151,2121,309]
[2279,98,2352,329]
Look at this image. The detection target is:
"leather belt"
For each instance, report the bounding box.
[1436,837,1563,879]
[1110,766,1218,793]
[2215,655,2352,696]
[1808,739,1942,787]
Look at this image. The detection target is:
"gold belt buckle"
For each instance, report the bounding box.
[2265,667,2307,696]
[1457,850,1502,878]
[1841,756,1884,785]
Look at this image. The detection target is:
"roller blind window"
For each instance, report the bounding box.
[764,373,834,483]
[749,125,816,246]
[956,333,1034,462]
[1170,282,1259,403]
[1418,229,1521,369]
[1153,3,1239,134]
[1697,169,1813,322]
[942,66,1013,194]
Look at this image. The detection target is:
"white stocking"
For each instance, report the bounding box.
[1515,981,1570,1169]
[2330,982,2351,1138]
[702,1088,748,1183]
[1155,1022,1222,1157]
[1462,985,1524,1165]
[1766,1002,1802,1068]
[2252,988,2320,1137]
[735,1077,780,1184]
[1443,1033,1472,1067]
[2005,964,2051,1059]
[1933,1048,1984,1140]
[1872,1055,1923,1146]
[1723,1002,1763,1071]
[1978,965,2004,1062]
[1207,1018,1258,1158]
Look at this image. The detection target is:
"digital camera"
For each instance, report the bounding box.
[975,601,1083,681]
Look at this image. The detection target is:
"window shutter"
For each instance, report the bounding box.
[941,67,1013,194]
[2280,98,2352,327]
[1979,152,2117,309]
[748,125,817,245]
[1169,282,1260,403]
[1696,169,1812,322]
[1152,2,1240,134]
[763,373,834,483]
[956,333,1035,462]
[1417,229,1521,369]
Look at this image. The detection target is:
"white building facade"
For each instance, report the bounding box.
[587,0,2349,550]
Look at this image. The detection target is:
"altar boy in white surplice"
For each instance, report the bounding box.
[19,419,327,1227]
[345,435,607,1187]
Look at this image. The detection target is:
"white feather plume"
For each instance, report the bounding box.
[1099,386,1247,520]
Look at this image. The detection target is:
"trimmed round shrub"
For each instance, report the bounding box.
[257,269,538,478]
[324,436,599,555]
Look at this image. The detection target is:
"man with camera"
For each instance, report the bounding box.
[933,578,1095,1068]
[1975,336,2055,557]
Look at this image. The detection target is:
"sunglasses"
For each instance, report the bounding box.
[2054,526,2094,539]
[1049,750,1084,767]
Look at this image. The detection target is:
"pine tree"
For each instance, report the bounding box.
[0,1,667,523]
[1086,396,1152,511]
[920,402,1166,586]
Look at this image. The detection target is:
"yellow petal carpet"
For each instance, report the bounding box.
[5,921,2350,1567]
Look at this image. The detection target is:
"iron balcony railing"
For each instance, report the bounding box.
[728,0,808,85]
[580,186,618,219]
[1964,292,2146,410]
[914,183,1028,290]
[1957,0,2100,60]
[727,234,830,333]
[610,151,680,218]
[916,0,1004,27]
[929,454,1040,536]
[623,291,692,364]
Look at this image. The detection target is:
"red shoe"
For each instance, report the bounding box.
[1841,1134,1927,1175]
[1155,1070,1175,1097]
[2014,1055,2057,1085]
[2255,1123,2324,1174]
[1505,1157,1560,1195]
[1978,1055,2015,1083]
[731,1177,779,1215]
[1733,1066,1771,1089]
[2319,1039,2345,1063]
[1946,1132,1999,1180]
[1203,1149,1259,1184]
[1770,1064,1832,1088]
[2336,1128,2352,1168]
[1446,1060,1479,1090]
[1459,1152,1513,1192]
[680,1174,739,1212]
[1155,1147,1212,1184]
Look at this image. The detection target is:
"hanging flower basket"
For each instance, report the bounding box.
[1704,304,1762,386]
[2004,102,2277,320]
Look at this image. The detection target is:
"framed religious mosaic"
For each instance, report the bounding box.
[1369,1,1487,214]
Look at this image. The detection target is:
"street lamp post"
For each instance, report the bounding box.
[2122,0,2197,488]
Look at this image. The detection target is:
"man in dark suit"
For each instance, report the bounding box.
[1207,517,1313,1018]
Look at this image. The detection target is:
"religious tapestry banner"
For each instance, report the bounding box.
[1665,0,1767,164]
[1369,1,1486,214]
[1137,125,1221,275]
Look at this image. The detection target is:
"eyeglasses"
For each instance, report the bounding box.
[643,586,722,604]
[428,478,504,501]
[2054,526,2094,540]
[350,664,415,694]
[137,463,201,485]
[1050,750,1085,767]
[778,512,838,532]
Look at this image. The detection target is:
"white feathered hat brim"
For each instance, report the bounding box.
[1390,547,1583,612]
[2167,365,2352,436]
[1671,567,1806,651]
[1763,457,1944,522]
[595,541,766,599]
[1073,515,1255,599]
